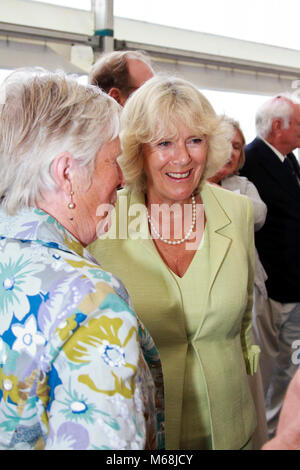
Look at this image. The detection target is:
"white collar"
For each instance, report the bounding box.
[260,138,285,162]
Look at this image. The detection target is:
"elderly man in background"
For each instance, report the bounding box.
[240,94,300,438]
[89,50,154,106]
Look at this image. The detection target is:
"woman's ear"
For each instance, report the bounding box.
[50,152,75,194]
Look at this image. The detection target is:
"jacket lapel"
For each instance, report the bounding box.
[126,189,161,258]
[126,184,233,338]
[255,139,300,199]
[194,183,232,337]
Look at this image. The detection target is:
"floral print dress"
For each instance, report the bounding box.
[0,208,164,450]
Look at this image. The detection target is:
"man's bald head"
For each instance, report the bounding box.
[89,50,154,106]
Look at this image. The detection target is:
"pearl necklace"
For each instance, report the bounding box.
[147,195,196,245]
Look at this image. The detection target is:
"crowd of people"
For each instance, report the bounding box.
[0,49,299,450]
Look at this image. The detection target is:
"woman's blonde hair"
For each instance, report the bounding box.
[119,74,232,193]
[0,68,121,214]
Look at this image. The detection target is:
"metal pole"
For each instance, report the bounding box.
[93,0,114,53]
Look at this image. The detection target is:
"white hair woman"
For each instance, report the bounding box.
[0,69,164,450]
[90,75,260,450]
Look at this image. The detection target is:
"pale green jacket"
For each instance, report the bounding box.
[89,182,259,450]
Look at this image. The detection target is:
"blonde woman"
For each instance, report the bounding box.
[90,76,259,450]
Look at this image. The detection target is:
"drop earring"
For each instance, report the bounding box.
[68,191,76,210]
[68,189,76,221]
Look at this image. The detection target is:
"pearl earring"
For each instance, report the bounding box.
[68,190,76,211]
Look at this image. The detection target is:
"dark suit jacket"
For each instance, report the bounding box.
[240,137,300,303]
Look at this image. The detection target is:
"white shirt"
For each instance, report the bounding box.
[261,138,285,162]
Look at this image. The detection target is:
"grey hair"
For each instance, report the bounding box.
[0,68,121,215]
[255,93,298,139]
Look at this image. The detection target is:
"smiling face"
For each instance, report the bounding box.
[143,121,208,205]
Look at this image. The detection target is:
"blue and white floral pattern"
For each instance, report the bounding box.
[0,243,44,334]
[0,208,164,450]
[12,315,46,357]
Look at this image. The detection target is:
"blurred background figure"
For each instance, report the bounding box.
[89,49,154,193]
[209,117,267,230]
[240,95,300,438]
[208,117,269,448]
[90,75,259,450]
[0,68,164,450]
[262,367,300,450]
[89,49,154,106]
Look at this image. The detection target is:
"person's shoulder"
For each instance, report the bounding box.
[229,174,254,190]
[86,262,133,309]
[245,137,262,150]
[205,181,252,219]
[244,137,267,159]
[43,241,132,310]
[222,174,245,188]
[206,180,248,202]
[242,139,268,177]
